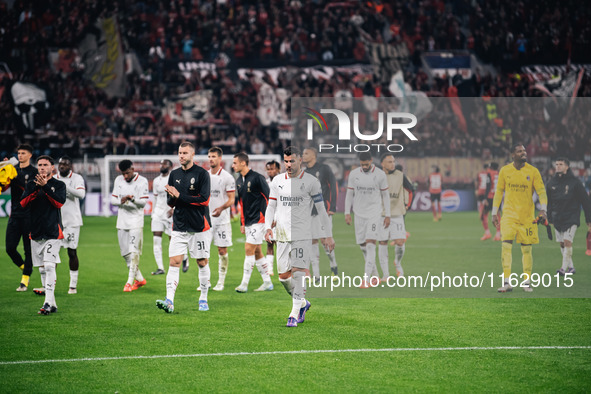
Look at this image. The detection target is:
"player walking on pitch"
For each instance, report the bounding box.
[20,156,66,314]
[233,152,273,293]
[151,159,174,275]
[156,142,212,313]
[264,160,281,276]
[546,158,591,275]
[4,144,37,291]
[303,147,339,281]
[379,153,414,278]
[53,156,85,294]
[265,147,335,327]
[345,152,391,288]
[207,147,236,291]
[111,160,149,292]
[492,144,547,293]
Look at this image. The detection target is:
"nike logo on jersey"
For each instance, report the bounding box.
[176,180,180,183]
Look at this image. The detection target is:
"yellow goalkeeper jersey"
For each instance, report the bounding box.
[493,162,547,223]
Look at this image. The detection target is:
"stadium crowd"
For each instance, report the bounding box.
[0,0,590,162]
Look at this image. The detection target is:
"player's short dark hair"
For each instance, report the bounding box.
[511,143,525,153]
[283,146,301,157]
[483,163,489,169]
[208,146,223,156]
[179,141,195,151]
[161,159,173,166]
[234,152,249,165]
[395,164,403,171]
[555,157,570,167]
[433,165,440,172]
[490,162,499,170]
[380,153,394,163]
[358,152,372,161]
[266,160,280,170]
[59,155,72,163]
[303,147,318,158]
[17,144,33,153]
[37,155,54,165]
[118,159,133,172]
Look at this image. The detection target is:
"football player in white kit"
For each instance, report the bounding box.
[345,152,391,288]
[110,160,150,292]
[207,147,236,291]
[54,156,86,294]
[264,160,281,276]
[264,147,335,327]
[151,159,173,275]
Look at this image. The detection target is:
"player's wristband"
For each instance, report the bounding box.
[491,207,498,216]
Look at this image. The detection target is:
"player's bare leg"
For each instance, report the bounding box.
[67,248,79,294]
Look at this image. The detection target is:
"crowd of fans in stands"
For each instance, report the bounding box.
[1,0,590,163]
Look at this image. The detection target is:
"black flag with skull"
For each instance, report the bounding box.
[9,81,50,133]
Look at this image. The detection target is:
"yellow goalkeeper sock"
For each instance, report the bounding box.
[21,274,30,287]
[521,245,533,281]
[501,242,512,280]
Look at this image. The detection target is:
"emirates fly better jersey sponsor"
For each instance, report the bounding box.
[269,170,325,242]
[346,165,389,219]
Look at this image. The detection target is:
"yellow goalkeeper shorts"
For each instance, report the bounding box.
[500,217,539,245]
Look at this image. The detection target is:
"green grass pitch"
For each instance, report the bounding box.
[1,212,590,392]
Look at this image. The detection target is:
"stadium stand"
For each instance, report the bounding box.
[0,0,590,166]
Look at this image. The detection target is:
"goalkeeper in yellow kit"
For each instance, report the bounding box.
[492,144,547,293]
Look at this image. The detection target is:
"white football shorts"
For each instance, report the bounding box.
[555,224,577,243]
[212,223,232,247]
[118,228,143,257]
[170,230,212,259]
[61,226,80,249]
[276,239,312,274]
[32,239,62,267]
[378,216,406,241]
[245,223,265,245]
[354,216,381,244]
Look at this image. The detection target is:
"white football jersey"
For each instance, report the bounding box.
[347,164,389,219]
[54,171,85,228]
[269,170,326,242]
[111,173,149,229]
[152,173,170,220]
[208,167,235,226]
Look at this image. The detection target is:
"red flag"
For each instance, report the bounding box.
[448,86,467,133]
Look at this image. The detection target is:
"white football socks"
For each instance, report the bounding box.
[365,243,377,280]
[378,243,389,277]
[199,264,210,301]
[153,236,164,271]
[218,253,229,284]
[39,266,46,288]
[311,244,320,280]
[255,258,272,284]
[166,266,180,302]
[240,255,255,287]
[69,270,78,289]
[290,271,306,318]
[44,262,57,307]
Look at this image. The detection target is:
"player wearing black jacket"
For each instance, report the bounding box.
[232,152,273,293]
[20,155,66,315]
[5,144,38,291]
[303,147,340,279]
[546,158,591,275]
[157,142,212,313]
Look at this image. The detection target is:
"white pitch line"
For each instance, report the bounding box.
[1,346,590,366]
